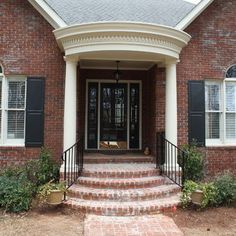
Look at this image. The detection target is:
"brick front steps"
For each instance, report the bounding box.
[64,163,181,216]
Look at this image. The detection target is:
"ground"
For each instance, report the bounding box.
[165,207,236,236]
[0,207,235,236]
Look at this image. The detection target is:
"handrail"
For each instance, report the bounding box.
[156,132,187,187]
[61,137,84,192]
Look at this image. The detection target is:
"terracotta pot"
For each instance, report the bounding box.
[47,190,64,205]
[191,190,204,205]
[144,147,150,155]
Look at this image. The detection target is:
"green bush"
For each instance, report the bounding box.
[181,180,199,207]
[0,175,35,212]
[181,180,217,209]
[25,148,59,186]
[213,173,236,206]
[180,144,204,182]
[0,148,60,212]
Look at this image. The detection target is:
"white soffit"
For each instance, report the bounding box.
[28,0,67,29]
[80,60,155,71]
[176,0,215,30]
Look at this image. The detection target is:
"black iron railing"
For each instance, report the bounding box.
[61,138,84,190]
[156,132,186,187]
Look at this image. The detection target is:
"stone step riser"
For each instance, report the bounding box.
[68,187,180,201]
[63,201,180,216]
[84,160,153,164]
[82,169,160,179]
[77,178,166,189]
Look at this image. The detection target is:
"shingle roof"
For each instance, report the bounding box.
[44,0,197,27]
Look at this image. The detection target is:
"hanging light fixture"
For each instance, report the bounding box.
[114,61,121,83]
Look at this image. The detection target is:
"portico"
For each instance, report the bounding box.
[54,22,190,170]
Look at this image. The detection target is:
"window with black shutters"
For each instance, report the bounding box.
[205,65,236,145]
[0,75,26,146]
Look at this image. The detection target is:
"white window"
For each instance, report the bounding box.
[206,65,236,146]
[0,67,26,146]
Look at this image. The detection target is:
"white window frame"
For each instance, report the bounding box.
[206,78,236,147]
[0,73,27,147]
[0,68,3,144]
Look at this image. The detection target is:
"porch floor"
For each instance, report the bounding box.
[84,152,154,164]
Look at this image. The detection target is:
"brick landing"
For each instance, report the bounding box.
[84,153,154,163]
[84,214,183,236]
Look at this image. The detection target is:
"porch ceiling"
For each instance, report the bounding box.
[54,22,191,63]
[80,60,155,71]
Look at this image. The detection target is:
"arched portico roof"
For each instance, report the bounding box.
[54,22,191,63]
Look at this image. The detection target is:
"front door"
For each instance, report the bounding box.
[86,81,141,150]
[100,83,127,149]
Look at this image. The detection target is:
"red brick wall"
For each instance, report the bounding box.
[177,0,236,176]
[0,0,65,167]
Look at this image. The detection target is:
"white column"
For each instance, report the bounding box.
[60,57,78,172]
[63,58,78,151]
[164,61,180,171]
[165,62,177,145]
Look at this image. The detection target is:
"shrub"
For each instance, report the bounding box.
[181,180,199,207]
[181,180,217,208]
[25,148,59,186]
[0,148,60,212]
[213,173,236,206]
[180,144,204,182]
[0,175,35,212]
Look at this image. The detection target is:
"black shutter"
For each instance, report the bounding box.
[188,81,205,147]
[25,77,45,147]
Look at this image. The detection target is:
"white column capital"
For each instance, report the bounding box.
[64,55,79,64]
[165,59,179,66]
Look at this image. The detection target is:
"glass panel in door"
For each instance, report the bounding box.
[87,83,98,148]
[100,83,127,149]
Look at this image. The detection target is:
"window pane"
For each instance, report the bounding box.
[7,111,25,139]
[226,113,236,139]
[205,84,220,111]
[8,81,25,109]
[206,112,220,139]
[226,83,236,112]
[226,65,236,78]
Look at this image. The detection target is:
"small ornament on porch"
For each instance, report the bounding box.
[144,147,150,156]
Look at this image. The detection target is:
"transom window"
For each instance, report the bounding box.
[0,70,26,146]
[206,65,236,145]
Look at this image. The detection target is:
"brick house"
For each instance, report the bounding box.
[0,0,236,179]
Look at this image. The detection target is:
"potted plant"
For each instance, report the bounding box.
[38,180,66,205]
[191,189,204,205]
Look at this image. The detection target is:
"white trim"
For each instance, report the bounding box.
[28,0,67,29]
[0,76,26,147]
[205,79,236,146]
[176,0,215,30]
[85,79,142,150]
[54,22,191,61]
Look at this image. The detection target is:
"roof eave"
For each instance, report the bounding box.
[28,0,67,29]
[175,0,215,30]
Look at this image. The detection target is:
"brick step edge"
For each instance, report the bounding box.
[82,169,160,178]
[84,158,154,164]
[76,176,167,189]
[63,196,181,216]
[68,184,181,201]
